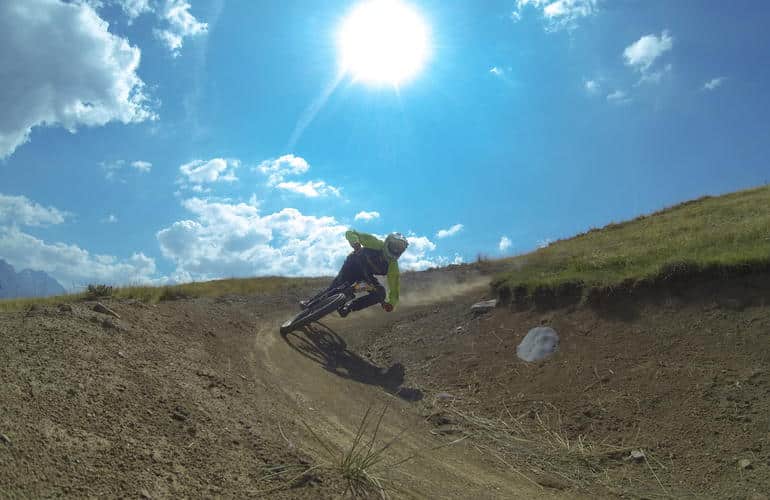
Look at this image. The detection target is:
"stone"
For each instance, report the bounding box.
[0,433,11,446]
[738,458,753,470]
[470,299,497,314]
[58,303,73,313]
[93,302,120,319]
[517,327,559,362]
[434,392,454,401]
[629,450,646,462]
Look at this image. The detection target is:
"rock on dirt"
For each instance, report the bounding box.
[0,433,11,446]
[93,302,120,319]
[517,326,559,362]
[627,450,646,463]
[738,458,753,470]
[470,299,497,314]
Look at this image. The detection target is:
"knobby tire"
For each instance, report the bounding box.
[280,293,347,334]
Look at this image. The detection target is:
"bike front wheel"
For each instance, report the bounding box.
[280,292,348,335]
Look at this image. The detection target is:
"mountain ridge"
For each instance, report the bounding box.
[0,259,66,299]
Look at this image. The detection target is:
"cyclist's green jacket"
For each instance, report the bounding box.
[345,230,400,307]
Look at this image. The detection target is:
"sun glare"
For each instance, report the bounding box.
[338,0,430,86]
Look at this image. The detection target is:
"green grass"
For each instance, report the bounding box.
[493,184,770,299]
[0,276,326,313]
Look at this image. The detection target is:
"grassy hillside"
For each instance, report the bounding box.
[0,276,325,313]
[493,184,770,298]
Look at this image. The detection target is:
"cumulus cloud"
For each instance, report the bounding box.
[258,154,310,185]
[513,0,599,30]
[103,214,119,224]
[0,194,69,227]
[179,158,239,186]
[0,193,158,288]
[275,181,341,198]
[115,0,152,20]
[157,197,455,280]
[499,236,512,252]
[584,79,600,93]
[131,160,153,172]
[703,77,726,91]
[355,211,380,221]
[257,154,341,197]
[0,0,155,159]
[436,224,464,239]
[624,31,673,73]
[490,67,504,76]
[0,227,158,289]
[153,0,208,57]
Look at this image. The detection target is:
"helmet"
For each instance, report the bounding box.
[383,233,409,260]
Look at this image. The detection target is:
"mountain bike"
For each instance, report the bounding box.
[279,280,378,335]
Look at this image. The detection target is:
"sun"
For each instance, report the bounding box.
[337,0,430,86]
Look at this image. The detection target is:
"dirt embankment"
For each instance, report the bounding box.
[2,266,769,499]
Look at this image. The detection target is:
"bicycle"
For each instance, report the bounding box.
[279,280,379,335]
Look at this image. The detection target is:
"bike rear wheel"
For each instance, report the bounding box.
[280,292,348,334]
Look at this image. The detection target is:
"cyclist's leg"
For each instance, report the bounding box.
[302,253,366,305]
[347,283,386,312]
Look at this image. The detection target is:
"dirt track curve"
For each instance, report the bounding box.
[4,266,770,498]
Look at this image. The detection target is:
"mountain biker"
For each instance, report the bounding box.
[300,230,409,317]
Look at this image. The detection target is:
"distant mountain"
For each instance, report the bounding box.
[0,259,66,299]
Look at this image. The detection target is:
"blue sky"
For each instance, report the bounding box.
[1,0,769,288]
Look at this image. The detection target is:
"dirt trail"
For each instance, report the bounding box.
[6,266,766,498]
[247,280,559,498]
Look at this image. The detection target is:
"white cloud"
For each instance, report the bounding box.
[179,158,239,186]
[275,181,341,198]
[355,211,380,221]
[436,223,464,239]
[103,214,119,224]
[153,0,208,57]
[257,154,340,197]
[131,160,153,172]
[637,63,672,85]
[703,77,726,91]
[258,154,311,185]
[514,0,599,30]
[0,0,155,159]
[157,197,455,279]
[0,227,158,289]
[584,79,600,93]
[103,159,153,180]
[624,31,673,72]
[499,236,512,252]
[0,193,157,287]
[606,90,630,104]
[0,194,69,227]
[490,67,504,76]
[115,0,152,20]
[537,237,554,248]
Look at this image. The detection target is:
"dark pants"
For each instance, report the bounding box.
[323,252,386,312]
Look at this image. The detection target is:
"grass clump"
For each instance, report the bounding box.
[85,284,114,299]
[493,184,770,300]
[304,405,404,498]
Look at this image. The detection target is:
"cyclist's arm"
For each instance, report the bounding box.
[345,230,384,250]
[386,260,400,307]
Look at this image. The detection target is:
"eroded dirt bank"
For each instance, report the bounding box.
[2,267,769,498]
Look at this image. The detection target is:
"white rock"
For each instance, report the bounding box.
[471,299,497,313]
[517,327,559,362]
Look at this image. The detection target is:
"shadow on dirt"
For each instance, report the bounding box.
[281,322,423,402]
